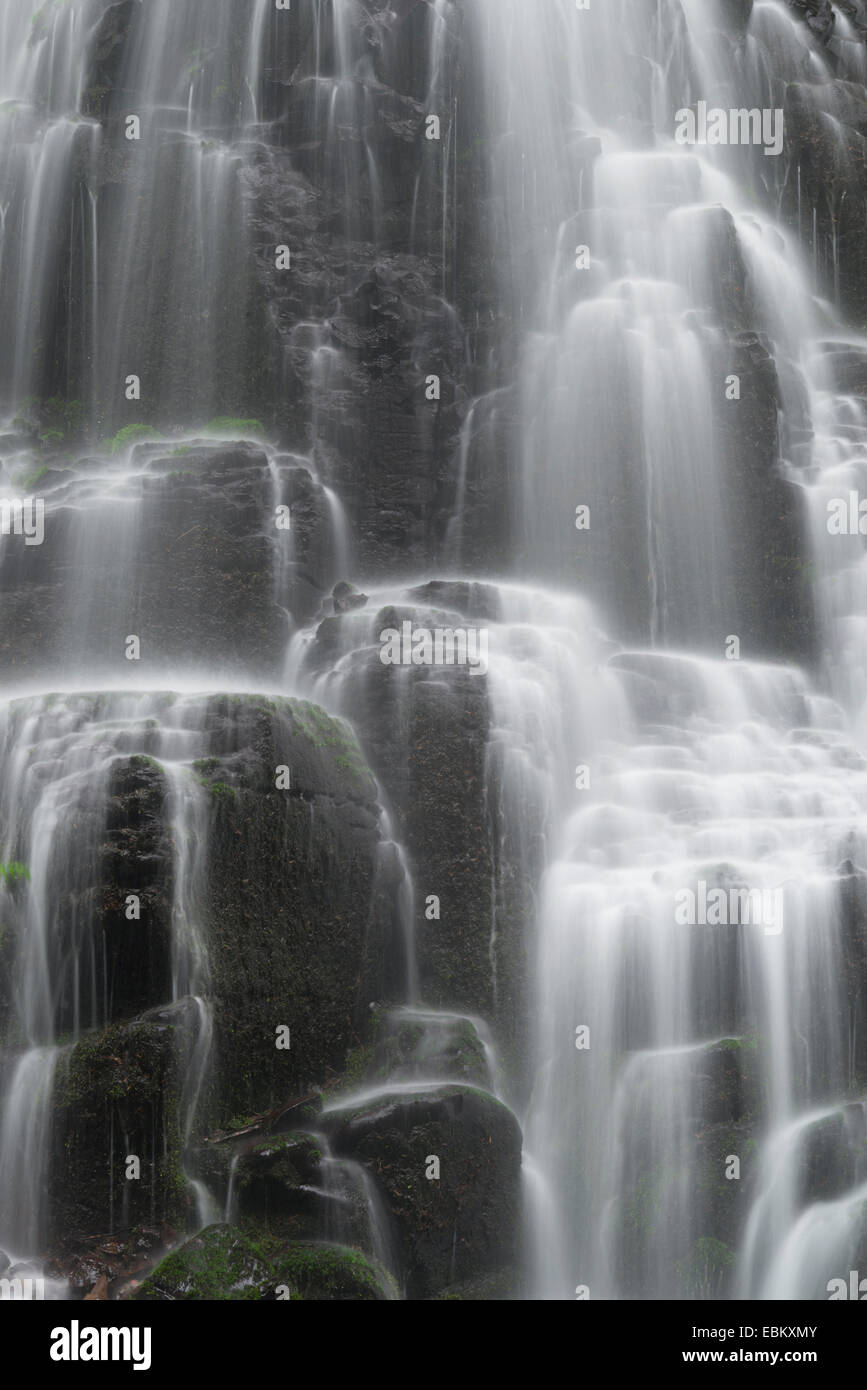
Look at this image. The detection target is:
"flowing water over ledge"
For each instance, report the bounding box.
[1,0,867,1301]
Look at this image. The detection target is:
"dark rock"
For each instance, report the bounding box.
[198,695,401,1127]
[50,999,201,1237]
[233,1132,326,1228]
[322,1084,522,1298]
[712,328,817,665]
[81,1,136,119]
[785,0,836,45]
[797,1106,867,1204]
[691,1038,762,1127]
[405,580,503,623]
[100,755,173,1022]
[332,580,369,614]
[368,1008,494,1088]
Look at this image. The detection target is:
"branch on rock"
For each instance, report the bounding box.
[204,1091,320,1145]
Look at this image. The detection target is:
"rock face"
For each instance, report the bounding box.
[199,694,403,1121]
[322,1085,523,1298]
[52,1001,197,1238]
[711,330,817,666]
[298,590,534,1091]
[0,445,303,682]
[81,0,136,119]
[42,694,404,1250]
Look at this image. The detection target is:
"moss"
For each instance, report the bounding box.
[54,1014,190,1233]
[0,861,30,885]
[135,1225,271,1301]
[292,702,375,786]
[270,1242,395,1301]
[716,1033,759,1053]
[108,424,162,454]
[12,464,48,491]
[207,782,237,802]
[336,1039,376,1094]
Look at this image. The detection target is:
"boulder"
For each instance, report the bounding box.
[134,1224,271,1301]
[322,1084,522,1297]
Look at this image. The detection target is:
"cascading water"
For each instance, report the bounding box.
[2,0,867,1308]
[465,0,867,1299]
[0,695,215,1261]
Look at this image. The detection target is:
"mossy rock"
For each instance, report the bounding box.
[49,1000,198,1237]
[322,1084,522,1298]
[234,1132,325,1226]
[265,1242,396,1301]
[367,1008,492,1088]
[134,1224,271,1301]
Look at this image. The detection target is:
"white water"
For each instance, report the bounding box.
[1,0,866,1303]
[466,0,867,1298]
[0,693,215,1264]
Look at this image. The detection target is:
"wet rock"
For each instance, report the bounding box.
[134,1225,271,1301]
[0,446,289,683]
[405,580,503,623]
[301,595,534,1094]
[692,1038,762,1127]
[368,1009,493,1088]
[785,0,837,44]
[264,1242,396,1301]
[837,869,867,1087]
[711,326,817,666]
[322,1084,522,1297]
[304,602,498,1020]
[81,1,136,119]
[797,1106,867,1204]
[332,580,369,614]
[50,1001,199,1237]
[199,695,401,1127]
[100,755,174,1021]
[233,1133,326,1230]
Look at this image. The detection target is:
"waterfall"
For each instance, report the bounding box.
[1,0,867,1306]
[0,694,216,1261]
[462,0,867,1299]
